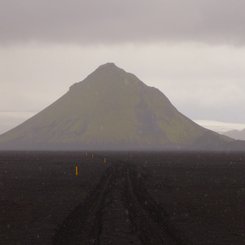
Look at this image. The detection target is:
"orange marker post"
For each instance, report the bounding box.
[75,163,79,176]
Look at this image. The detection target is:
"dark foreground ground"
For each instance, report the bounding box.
[0,151,245,245]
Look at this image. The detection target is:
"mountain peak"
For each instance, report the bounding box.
[93,62,125,75]
[70,63,142,92]
[98,62,118,69]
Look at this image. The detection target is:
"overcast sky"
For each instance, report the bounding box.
[1,0,245,134]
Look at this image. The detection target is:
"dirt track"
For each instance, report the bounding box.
[53,162,188,245]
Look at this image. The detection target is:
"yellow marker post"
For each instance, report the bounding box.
[104,158,107,164]
[75,163,79,176]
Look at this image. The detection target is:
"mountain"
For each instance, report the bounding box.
[223,129,245,140]
[0,63,231,151]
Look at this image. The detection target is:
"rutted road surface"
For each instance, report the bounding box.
[53,162,189,245]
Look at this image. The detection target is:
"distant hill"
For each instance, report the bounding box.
[223,129,245,140]
[0,63,232,151]
[226,140,245,151]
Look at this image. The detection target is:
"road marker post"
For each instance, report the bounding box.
[75,163,79,176]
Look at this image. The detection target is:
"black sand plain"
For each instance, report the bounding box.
[0,151,245,245]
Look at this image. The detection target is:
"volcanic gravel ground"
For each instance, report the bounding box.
[0,151,245,245]
[53,162,185,244]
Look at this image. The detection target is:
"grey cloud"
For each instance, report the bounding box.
[182,104,245,124]
[1,0,245,45]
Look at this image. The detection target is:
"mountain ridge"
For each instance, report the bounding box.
[223,128,245,141]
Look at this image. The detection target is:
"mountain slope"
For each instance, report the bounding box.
[0,63,230,150]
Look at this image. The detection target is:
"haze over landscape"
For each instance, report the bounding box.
[1,0,245,137]
[1,2,245,245]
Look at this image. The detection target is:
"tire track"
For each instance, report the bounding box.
[53,162,190,245]
[53,164,115,245]
[124,164,191,245]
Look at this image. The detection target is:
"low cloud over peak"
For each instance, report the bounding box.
[1,0,245,45]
